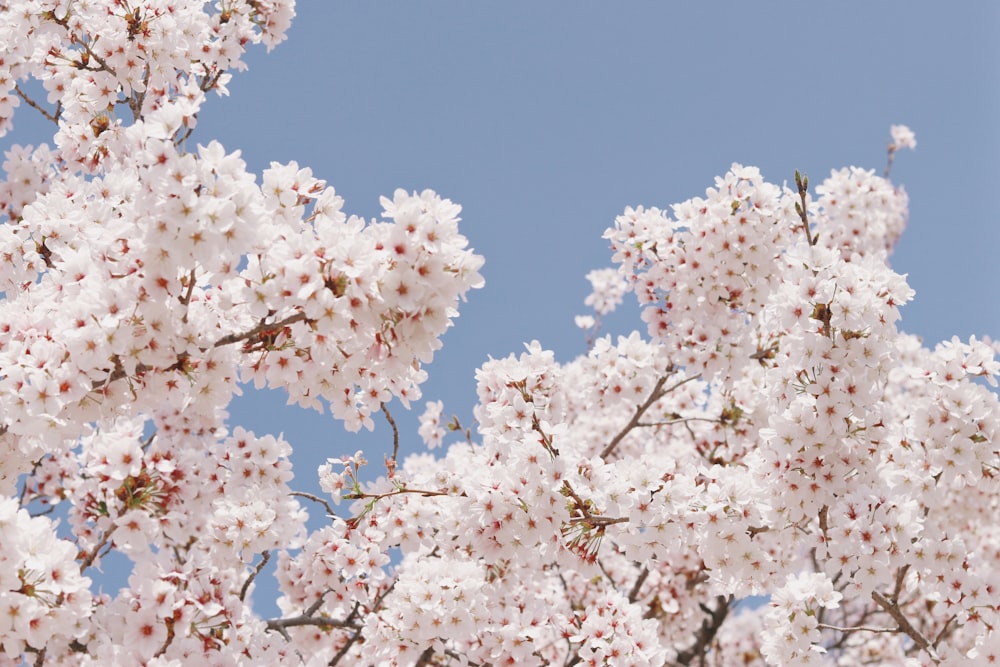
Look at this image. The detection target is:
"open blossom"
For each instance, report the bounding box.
[890,124,917,150]
[584,267,629,316]
[418,400,446,449]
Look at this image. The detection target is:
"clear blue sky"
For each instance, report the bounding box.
[5,2,999,617]
[193,2,1000,487]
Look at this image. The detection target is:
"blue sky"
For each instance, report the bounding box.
[194,2,1000,478]
[5,2,999,616]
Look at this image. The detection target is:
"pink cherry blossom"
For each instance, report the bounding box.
[0,2,996,665]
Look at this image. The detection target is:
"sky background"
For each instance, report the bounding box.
[199,1,1000,491]
[5,2,1000,617]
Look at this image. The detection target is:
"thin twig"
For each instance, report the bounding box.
[674,595,732,666]
[382,403,399,462]
[328,582,401,664]
[891,564,909,601]
[793,170,816,247]
[327,628,359,666]
[414,647,435,667]
[884,145,897,179]
[14,84,59,124]
[90,311,310,392]
[871,590,939,663]
[628,566,649,603]
[239,550,270,602]
[265,615,358,632]
[179,268,197,323]
[78,525,118,571]
[818,622,897,634]
[600,371,700,459]
[290,491,335,518]
[18,457,46,506]
[213,311,309,348]
[932,615,957,650]
[636,416,722,428]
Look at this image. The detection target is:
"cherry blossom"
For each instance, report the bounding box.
[1,3,998,666]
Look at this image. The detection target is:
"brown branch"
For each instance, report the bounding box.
[932,615,958,651]
[628,566,649,603]
[884,145,897,179]
[793,170,816,246]
[265,614,358,632]
[290,491,335,518]
[89,311,310,393]
[14,84,59,124]
[326,603,363,666]
[73,37,117,77]
[18,457,46,506]
[568,513,628,528]
[327,630,359,666]
[343,486,452,504]
[78,525,117,572]
[330,583,398,666]
[382,403,399,463]
[818,622,897,634]
[179,268,197,323]
[674,595,732,666]
[414,647,435,667]
[636,416,722,428]
[891,564,909,601]
[239,550,270,602]
[213,311,309,348]
[871,590,939,663]
[600,371,698,460]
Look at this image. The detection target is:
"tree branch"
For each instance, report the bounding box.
[290,491,335,518]
[600,371,699,460]
[628,566,649,603]
[239,550,270,602]
[674,595,732,666]
[382,403,399,463]
[213,311,309,348]
[14,84,59,124]
[265,615,358,632]
[871,590,940,663]
[793,170,816,246]
[78,525,118,572]
[818,622,897,634]
[179,268,197,323]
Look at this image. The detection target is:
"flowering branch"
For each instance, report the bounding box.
[600,370,699,459]
[179,268,197,323]
[870,568,942,664]
[77,525,117,572]
[213,311,310,348]
[327,582,398,666]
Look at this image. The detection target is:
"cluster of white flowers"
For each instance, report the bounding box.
[0,497,93,657]
[760,571,843,665]
[1,2,996,666]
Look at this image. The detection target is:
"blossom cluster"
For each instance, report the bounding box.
[1,2,998,666]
